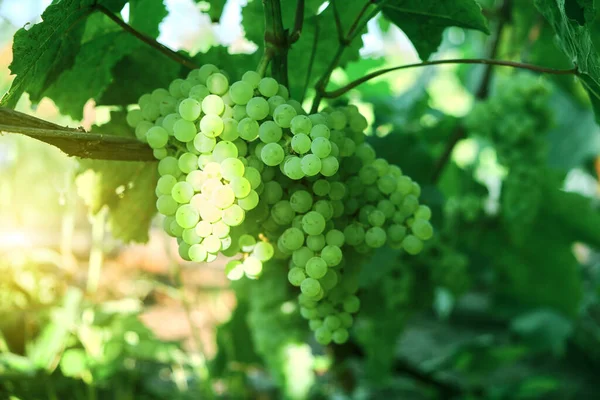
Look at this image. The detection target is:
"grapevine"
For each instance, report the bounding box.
[126,64,433,345]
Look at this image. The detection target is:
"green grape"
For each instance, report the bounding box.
[396,176,413,195]
[220,158,245,181]
[368,209,386,227]
[229,81,253,105]
[271,200,295,225]
[344,223,365,246]
[324,315,341,330]
[310,124,330,139]
[158,156,180,177]
[189,244,207,262]
[268,95,286,115]
[195,220,213,237]
[273,104,297,128]
[225,260,244,280]
[237,190,259,210]
[377,199,395,218]
[365,226,386,248]
[263,181,283,204]
[182,228,202,245]
[283,157,305,180]
[135,121,153,142]
[222,204,245,226]
[311,137,332,158]
[168,79,184,98]
[212,221,231,238]
[212,141,238,162]
[290,190,313,213]
[204,235,222,253]
[239,234,256,252]
[411,218,433,240]
[258,77,279,97]
[146,126,169,149]
[198,115,223,137]
[159,96,177,116]
[306,234,325,251]
[306,257,327,279]
[320,156,339,177]
[141,102,160,121]
[199,200,222,223]
[194,133,216,153]
[176,204,200,229]
[402,235,423,255]
[227,176,250,198]
[246,97,270,120]
[243,167,262,189]
[312,179,330,196]
[261,143,285,166]
[332,328,349,344]
[328,182,346,201]
[174,119,197,142]
[202,94,225,115]
[243,256,263,276]
[415,205,432,220]
[314,327,332,345]
[211,186,235,209]
[220,118,239,141]
[206,73,229,95]
[387,224,407,242]
[253,241,274,261]
[172,182,194,203]
[161,113,181,135]
[400,194,419,216]
[343,295,360,313]
[313,200,333,220]
[292,246,314,267]
[287,99,304,115]
[175,153,196,174]
[157,175,178,195]
[302,211,326,235]
[179,98,202,121]
[325,229,345,247]
[300,278,321,297]
[189,84,210,102]
[377,174,396,195]
[291,133,311,154]
[258,121,283,143]
[288,267,306,286]
[320,269,338,291]
[234,139,248,157]
[238,117,259,141]
[170,219,184,237]
[290,115,312,135]
[301,154,322,176]
[280,227,305,251]
[178,242,192,261]
[321,245,342,266]
[126,109,143,128]
[242,71,261,88]
[156,195,178,216]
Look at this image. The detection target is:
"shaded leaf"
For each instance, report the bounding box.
[129,0,168,38]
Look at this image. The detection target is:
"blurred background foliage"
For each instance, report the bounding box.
[0,0,600,399]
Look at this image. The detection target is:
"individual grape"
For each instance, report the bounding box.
[411,219,433,240]
[263,181,283,204]
[237,190,259,210]
[182,228,202,245]
[222,204,245,226]
[212,221,231,238]
[243,256,263,276]
[312,179,330,196]
[161,113,181,135]
[309,124,330,139]
[158,157,180,177]
[220,118,239,141]
[368,209,386,227]
[344,223,365,246]
[387,224,407,242]
[188,244,207,262]
[227,176,250,198]
[343,296,360,313]
[365,226,386,248]
[243,167,262,189]
[314,327,332,345]
[238,118,259,141]
[206,73,229,95]
[267,95,286,115]
[203,235,222,253]
[415,205,432,220]
[135,121,153,142]
[141,102,160,121]
[400,194,419,216]
[258,77,279,97]
[287,99,304,115]
[306,234,325,252]
[283,157,305,180]
[319,269,339,291]
[321,245,342,266]
[229,81,253,105]
[157,175,178,195]
[325,229,345,247]
[280,227,305,251]
[261,143,285,166]
[156,195,178,216]
[332,328,349,344]
[194,133,216,153]
[246,97,270,120]
[302,211,326,235]
[258,121,283,143]
[328,182,346,201]
[176,153,197,174]
[174,119,197,142]
[301,154,322,176]
[300,278,321,297]
[290,115,312,135]
[126,109,143,128]
[198,114,222,137]
[212,141,238,162]
[271,200,296,225]
[176,204,200,229]
[273,104,297,128]
[189,84,210,102]
[242,71,261,88]
[306,257,327,279]
[311,137,332,158]
[179,98,202,121]
[402,235,423,255]
[290,190,313,213]
[253,241,274,261]
[313,200,333,220]
[202,94,225,115]
[172,182,194,203]
[288,267,306,286]
[211,186,235,209]
[291,133,311,154]
[221,158,245,180]
[319,156,339,177]
[292,247,314,267]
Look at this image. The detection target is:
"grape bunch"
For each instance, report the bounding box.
[126,64,433,345]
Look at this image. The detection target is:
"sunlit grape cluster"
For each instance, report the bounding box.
[126,64,433,345]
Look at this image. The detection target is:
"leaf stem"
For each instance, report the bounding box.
[324,58,578,99]
[94,4,198,70]
[0,108,155,161]
[263,0,289,86]
[289,0,305,43]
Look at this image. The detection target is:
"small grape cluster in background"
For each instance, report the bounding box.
[125,64,433,345]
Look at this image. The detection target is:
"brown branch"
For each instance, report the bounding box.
[0,108,155,161]
[94,4,198,70]
[324,58,578,99]
[289,0,305,44]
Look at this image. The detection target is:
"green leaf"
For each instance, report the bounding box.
[44,32,138,119]
[535,0,600,123]
[129,0,168,38]
[380,0,490,60]
[192,46,261,81]
[206,0,227,23]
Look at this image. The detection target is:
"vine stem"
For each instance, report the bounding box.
[324,58,577,98]
[94,4,198,70]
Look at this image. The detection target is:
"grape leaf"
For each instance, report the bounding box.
[380,0,490,60]
[535,0,600,123]
[0,0,128,108]
[205,0,227,23]
[129,0,168,38]
[192,46,261,81]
